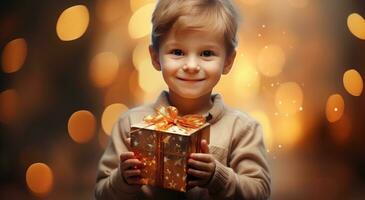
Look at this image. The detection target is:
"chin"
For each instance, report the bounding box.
[171,88,210,99]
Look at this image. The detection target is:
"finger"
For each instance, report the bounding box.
[121,159,143,171]
[123,169,141,178]
[188,180,206,187]
[120,152,135,162]
[201,139,209,153]
[125,138,131,147]
[126,176,144,185]
[188,158,211,171]
[190,153,213,163]
[187,168,211,179]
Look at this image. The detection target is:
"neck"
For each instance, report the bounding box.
[167,90,213,115]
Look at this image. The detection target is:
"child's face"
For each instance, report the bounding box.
[150,28,236,99]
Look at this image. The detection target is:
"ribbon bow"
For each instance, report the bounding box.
[143,106,206,131]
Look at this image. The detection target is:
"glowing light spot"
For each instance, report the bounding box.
[137,59,166,102]
[56,5,89,41]
[96,0,124,22]
[288,0,308,8]
[128,3,155,39]
[89,52,119,88]
[275,82,303,115]
[347,13,365,40]
[130,0,156,12]
[1,38,27,73]
[0,89,20,124]
[250,111,273,150]
[68,110,96,143]
[326,94,345,123]
[133,38,151,71]
[276,115,302,146]
[26,163,53,196]
[257,44,286,77]
[102,103,128,135]
[343,69,363,96]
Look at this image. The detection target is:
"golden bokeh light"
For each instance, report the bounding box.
[95,0,124,23]
[347,13,365,40]
[26,163,54,196]
[288,0,308,8]
[67,110,96,143]
[137,59,166,101]
[257,45,286,77]
[89,52,119,88]
[215,53,261,107]
[343,69,363,96]
[102,103,128,135]
[128,3,155,39]
[1,38,27,73]
[130,0,156,12]
[0,89,20,124]
[250,111,273,150]
[133,38,150,71]
[326,94,345,123]
[56,5,90,41]
[275,82,303,115]
[276,115,302,147]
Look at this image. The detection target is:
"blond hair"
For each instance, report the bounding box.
[151,0,240,54]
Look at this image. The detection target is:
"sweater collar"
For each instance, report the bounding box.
[153,90,225,124]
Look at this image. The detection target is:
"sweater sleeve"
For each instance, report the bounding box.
[94,115,142,199]
[206,119,271,200]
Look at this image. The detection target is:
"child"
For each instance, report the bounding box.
[95,0,271,199]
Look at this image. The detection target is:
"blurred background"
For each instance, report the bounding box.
[1,0,365,199]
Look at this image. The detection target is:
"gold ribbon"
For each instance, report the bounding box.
[143,106,206,131]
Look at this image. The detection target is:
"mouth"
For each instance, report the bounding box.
[176,77,205,82]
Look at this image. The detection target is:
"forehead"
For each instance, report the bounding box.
[162,27,225,48]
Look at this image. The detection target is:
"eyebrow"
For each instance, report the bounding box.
[164,42,221,50]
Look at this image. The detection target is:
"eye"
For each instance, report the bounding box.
[170,49,184,56]
[201,50,215,57]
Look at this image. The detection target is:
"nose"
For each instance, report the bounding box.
[183,56,200,73]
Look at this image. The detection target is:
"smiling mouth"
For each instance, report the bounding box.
[177,77,205,82]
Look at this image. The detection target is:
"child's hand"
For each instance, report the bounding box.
[119,152,143,185]
[187,139,216,188]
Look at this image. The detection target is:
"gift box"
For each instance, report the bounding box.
[130,106,210,192]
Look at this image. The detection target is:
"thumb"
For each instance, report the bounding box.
[201,139,209,153]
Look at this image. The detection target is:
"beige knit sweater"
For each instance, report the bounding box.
[95,91,271,199]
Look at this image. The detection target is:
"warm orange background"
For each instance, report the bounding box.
[1,0,365,199]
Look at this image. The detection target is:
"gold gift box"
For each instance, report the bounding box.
[130,121,210,192]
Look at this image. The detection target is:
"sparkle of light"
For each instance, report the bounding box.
[257,44,286,77]
[326,94,345,123]
[343,69,363,96]
[89,52,119,88]
[2,38,27,73]
[67,110,96,143]
[275,82,303,115]
[26,163,54,196]
[347,13,365,40]
[128,3,155,39]
[56,5,89,41]
[102,103,128,135]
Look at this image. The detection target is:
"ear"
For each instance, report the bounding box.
[222,50,236,75]
[149,45,161,71]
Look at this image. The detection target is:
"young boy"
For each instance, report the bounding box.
[95,0,271,199]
